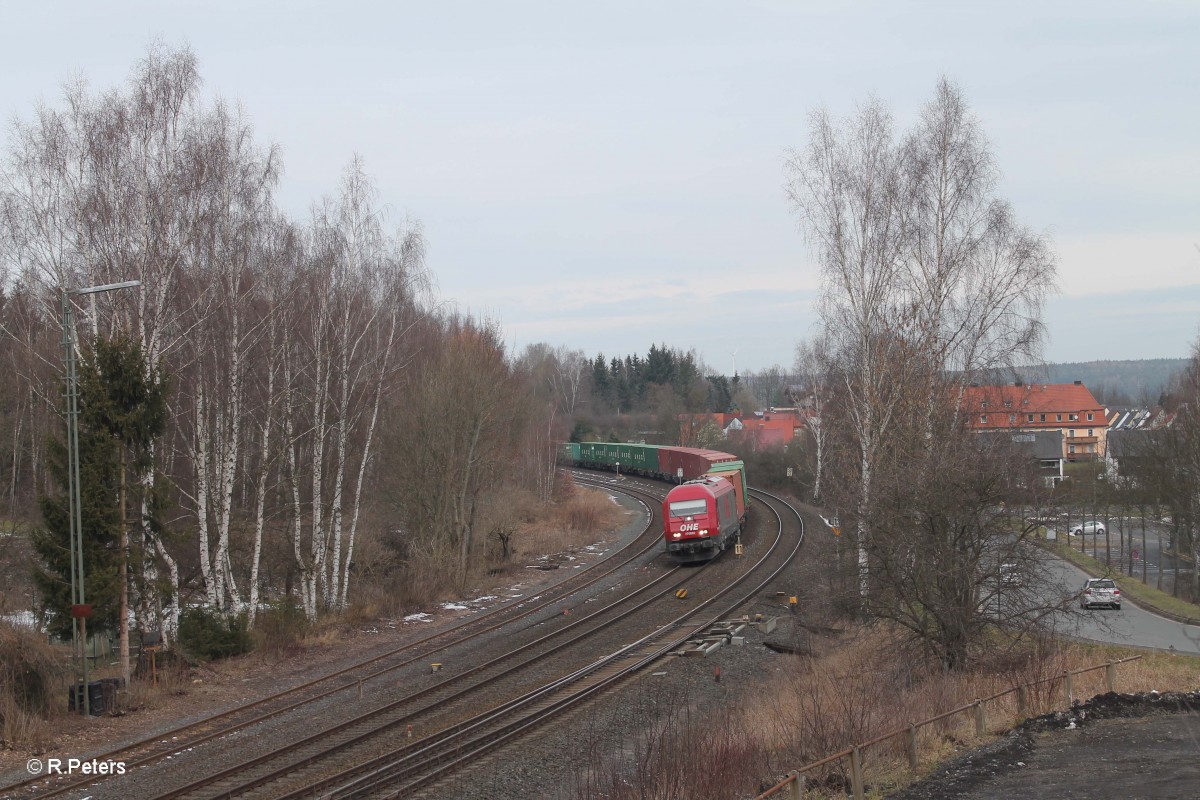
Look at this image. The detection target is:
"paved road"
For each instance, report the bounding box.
[1047,556,1200,654]
[1045,514,1193,593]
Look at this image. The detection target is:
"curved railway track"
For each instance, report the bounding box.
[3,477,662,800]
[9,475,805,800]
[137,482,803,800]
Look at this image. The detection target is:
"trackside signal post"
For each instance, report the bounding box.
[61,279,140,716]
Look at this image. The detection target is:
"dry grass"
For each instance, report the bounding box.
[0,622,63,751]
[514,487,630,560]
[576,624,1200,799]
[125,652,191,711]
[746,628,1200,798]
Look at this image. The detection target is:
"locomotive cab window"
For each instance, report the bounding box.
[669,499,708,518]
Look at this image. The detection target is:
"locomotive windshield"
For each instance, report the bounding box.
[668,499,708,518]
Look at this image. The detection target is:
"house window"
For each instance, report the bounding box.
[980,415,988,424]
[1088,428,1094,436]
[1056,414,1062,422]
[1087,444,1095,453]
[1087,413,1094,421]
[1027,414,1034,422]
[1009,414,1017,424]
[1003,400,1012,408]
[1039,414,1046,422]
[1069,444,1076,454]
[1069,429,1075,437]
[1069,413,1078,421]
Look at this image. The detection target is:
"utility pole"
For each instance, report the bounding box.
[61,279,140,716]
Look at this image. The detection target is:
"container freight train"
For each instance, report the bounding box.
[560,442,747,563]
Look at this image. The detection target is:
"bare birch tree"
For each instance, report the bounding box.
[787,98,907,597]
[794,337,831,503]
[282,158,425,619]
[787,79,1059,666]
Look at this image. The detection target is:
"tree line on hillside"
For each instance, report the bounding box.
[534,345,800,444]
[1018,359,1188,407]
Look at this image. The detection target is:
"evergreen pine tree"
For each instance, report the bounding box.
[31,336,168,642]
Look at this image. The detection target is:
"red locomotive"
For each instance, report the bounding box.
[663,472,746,563]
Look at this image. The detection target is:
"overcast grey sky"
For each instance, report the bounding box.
[2,1,1197,374]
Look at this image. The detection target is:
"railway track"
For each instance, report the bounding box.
[132,484,803,799]
[10,474,804,800]
[3,476,663,800]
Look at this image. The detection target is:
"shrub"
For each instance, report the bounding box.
[177,607,252,661]
[252,598,310,658]
[0,622,61,750]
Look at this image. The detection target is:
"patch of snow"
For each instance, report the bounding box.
[1,610,37,629]
[403,612,433,624]
[472,595,499,603]
[441,603,468,611]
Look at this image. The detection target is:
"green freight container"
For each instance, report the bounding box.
[576,442,661,475]
[560,442,580,464]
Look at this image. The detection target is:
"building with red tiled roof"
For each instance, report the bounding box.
[735,410,804,450]
[678,408,813,451]
[961,381,1108,461]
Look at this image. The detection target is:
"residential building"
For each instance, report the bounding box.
[677,407,812,451]
[976,430,1065,486]
[962,381,1108,461]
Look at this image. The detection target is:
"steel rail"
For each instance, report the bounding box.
[145,482,735,799]
[8,476,660,800]
[302,488,804,799]
[136,481,693,799]
[148,516,701,795]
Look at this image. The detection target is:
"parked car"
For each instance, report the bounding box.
[999,563,1022,587]
[1070,521,1106,536]
[1080,578,1121,610]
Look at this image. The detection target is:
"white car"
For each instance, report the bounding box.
[1080,578,1121,610]
[1069,521,1106,536]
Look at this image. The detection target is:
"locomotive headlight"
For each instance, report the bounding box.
[672,532,682,539]
[700,529,709,536]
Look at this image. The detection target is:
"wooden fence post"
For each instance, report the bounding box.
[1063,670,1073,706]
[1106,662,1116,693]
[788,770,804,800]
[906,723,918,772]
[1016,684,1027,717]
[850,746,865,798]
[974,700,986,736]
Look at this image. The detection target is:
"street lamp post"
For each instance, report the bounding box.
[61,279,140,716]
